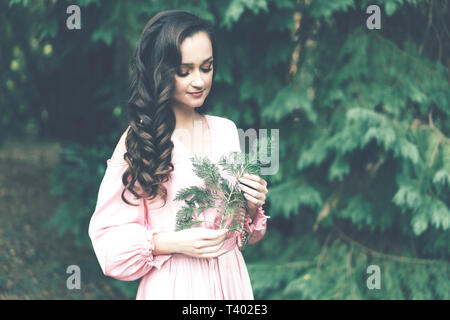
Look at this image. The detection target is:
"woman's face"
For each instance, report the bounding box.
[171,31,214,111]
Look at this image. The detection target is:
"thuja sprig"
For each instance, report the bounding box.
[174,151,262,250]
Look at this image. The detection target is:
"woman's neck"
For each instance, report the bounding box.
[172,107,204,131]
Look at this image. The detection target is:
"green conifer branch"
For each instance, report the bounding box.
[174,150,263,250]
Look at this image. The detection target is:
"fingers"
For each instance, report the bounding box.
[242,173,267,186]
[192,230,229,258]
[195,230,228,249]
[179,228,230,259]
[242,192,265,207]
[238,182,265,200]
[238,175,268,197]
[188,242,227,259]
[238,183,266,206]
[194,238,222,250]
[197,228,228,240]
[198,241,226,254]
[238,176,263,192]
[238,174,268,207]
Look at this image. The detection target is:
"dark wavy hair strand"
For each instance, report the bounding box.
[120,10,218,207]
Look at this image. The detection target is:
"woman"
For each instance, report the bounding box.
[88,10,270,300]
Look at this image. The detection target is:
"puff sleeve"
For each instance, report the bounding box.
[88,160,171,281]
[227,120,270,249]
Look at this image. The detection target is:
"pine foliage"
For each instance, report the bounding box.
[174,151,263,249]
[7,0,448,299]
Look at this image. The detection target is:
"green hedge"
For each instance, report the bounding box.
[4,0,449,299]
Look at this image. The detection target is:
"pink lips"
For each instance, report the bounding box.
[188,91,203,97]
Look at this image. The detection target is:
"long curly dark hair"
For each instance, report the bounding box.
[121,10,218,206]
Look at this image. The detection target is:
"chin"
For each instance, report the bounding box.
[189,100,206,108]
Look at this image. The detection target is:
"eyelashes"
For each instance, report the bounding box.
[176,66,213,77]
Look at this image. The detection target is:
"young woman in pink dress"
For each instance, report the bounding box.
[88,10,270,300]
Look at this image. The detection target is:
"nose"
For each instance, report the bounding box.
[190,69,205,89]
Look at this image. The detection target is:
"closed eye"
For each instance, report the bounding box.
[177,64,213,77]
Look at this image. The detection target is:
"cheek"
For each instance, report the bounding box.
[174,78,188,93]
[204,74,213,89]
[207,75,213,86]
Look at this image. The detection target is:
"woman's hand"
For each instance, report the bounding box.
[170,228,229,259]
[237,173,268,220]
[174,228,229,258]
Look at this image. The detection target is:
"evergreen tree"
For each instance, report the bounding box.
[5,0,448,299]
[174,151,262,250]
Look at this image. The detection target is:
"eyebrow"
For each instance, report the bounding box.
[180,56,213,67]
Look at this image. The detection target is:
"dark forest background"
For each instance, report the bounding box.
[0,0,449,299]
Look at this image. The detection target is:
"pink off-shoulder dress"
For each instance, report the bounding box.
[88,114,270,300]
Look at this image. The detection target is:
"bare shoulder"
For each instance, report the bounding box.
[109,126,131,163]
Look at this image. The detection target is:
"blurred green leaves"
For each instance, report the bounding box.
[3,0,449,299]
